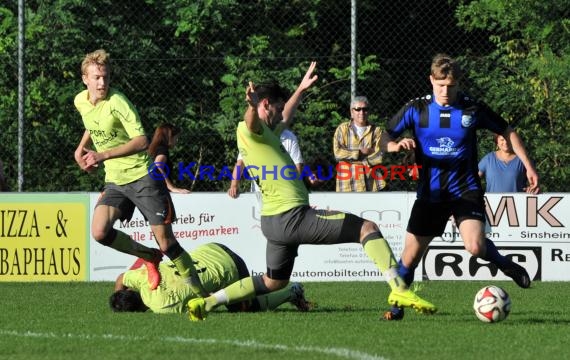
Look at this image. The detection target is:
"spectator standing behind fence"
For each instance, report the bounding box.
[148,123,190,194]
[333,96,386,191]
[478,134,539,194]
[73,49,206,295]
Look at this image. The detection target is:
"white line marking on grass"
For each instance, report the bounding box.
[0,329,387,360]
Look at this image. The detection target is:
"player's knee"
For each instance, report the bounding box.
[361,220,379,234]
[94,228,116,246]
[258,275,287,293]
[359,220,380,242]
[92,227,109,243]
[465,240,484,257]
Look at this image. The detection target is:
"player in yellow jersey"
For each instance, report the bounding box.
[188,62,437,321]
[74,49,205,295]
[110,243,309,314]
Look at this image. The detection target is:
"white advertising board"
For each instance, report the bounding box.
[89,193,570,282]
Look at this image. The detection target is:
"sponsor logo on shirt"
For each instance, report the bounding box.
[429,137,459,156]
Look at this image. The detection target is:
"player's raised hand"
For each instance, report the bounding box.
[298,61,318,91]
[244,81,262,133]
[246,81,259,108]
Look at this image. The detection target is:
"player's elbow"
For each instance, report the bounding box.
[134,136,149,151]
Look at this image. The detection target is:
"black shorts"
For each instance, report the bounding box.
[260,205,365,280]
[407,191,485,237]
[97,174,176,225]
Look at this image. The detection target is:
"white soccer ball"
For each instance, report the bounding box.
[473,285,511,323]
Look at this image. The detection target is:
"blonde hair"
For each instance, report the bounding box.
[430,53,462,81]
[81,49,111,75]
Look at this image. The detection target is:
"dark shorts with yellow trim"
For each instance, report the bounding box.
[261,205,364,280]
[407,191,485,237]
[97,174,176,225]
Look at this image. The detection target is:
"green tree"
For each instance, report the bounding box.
[5,0,563,193]
[166,0,372,191]
[456,0,570,191]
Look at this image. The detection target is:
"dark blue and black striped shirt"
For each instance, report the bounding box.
[385,93,509,202]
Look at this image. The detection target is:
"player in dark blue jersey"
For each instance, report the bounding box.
[381,54,539,320]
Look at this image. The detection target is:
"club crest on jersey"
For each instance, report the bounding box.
[461,114,474,128]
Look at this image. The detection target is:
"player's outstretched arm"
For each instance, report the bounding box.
[282,61,318,126]
[244,81,261,134]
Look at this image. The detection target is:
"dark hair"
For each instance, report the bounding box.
[148,123,181,158]
[254,81,289,104]
[109,290,148,312]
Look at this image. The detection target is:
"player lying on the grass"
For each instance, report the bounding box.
[187,62,436,322]
[110,242,310,314]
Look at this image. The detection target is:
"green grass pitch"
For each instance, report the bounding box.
[1,281,568,360]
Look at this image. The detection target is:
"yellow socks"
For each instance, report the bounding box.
[363,235,406,291]
[204,277,257,312]
[171,252,208,296]
[255,284,292,311]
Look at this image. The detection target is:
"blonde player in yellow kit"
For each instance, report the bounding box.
[74,49,204,295]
